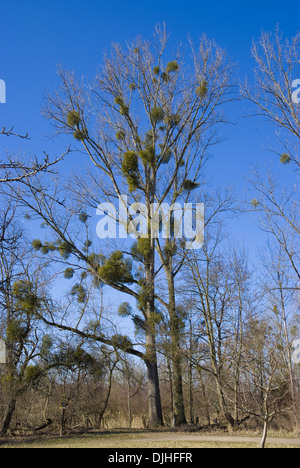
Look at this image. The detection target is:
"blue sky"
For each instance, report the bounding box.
[0,0,299,265]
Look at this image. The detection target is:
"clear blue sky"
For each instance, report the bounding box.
[0,0,298,261]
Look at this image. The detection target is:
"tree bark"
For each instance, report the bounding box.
[1,398,16,437]
[145,339,163,427]
[260,420,268,449]
[166,259,186,426]
[199,369,211,426]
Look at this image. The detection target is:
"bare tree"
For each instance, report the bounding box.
[245,28,300,296]
[243,27,300,167]
[9,26,236,427]
[238,319,297,448]
[0,201,50,436]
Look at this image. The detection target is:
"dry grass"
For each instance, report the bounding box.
[1,430,300,449]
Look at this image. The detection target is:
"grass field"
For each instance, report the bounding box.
[1,430,300,448]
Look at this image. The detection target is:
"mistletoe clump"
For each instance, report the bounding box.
[114,96,129,116]
[73,130,88,141]
[64,268,75,279]
[116,130,126,141]
[122,151,138,174]
[182,179,200,191]
[251,199,260,208]
[161,148,173,164]
[196,80,208,98]
[32,239,72,259]
[71,284,87,304]
[122,151,140,192]
[131,238,152,261]
[13,280,41,314]
[98,251,133,285]
[139,147,155,166]
[165,61,179,74]
[6,320,28,344]
[164,113,181,127]
[137,238,152,258]
[67,110,81,128]
[111,334,133,352]
[24,365,43,383]
[57,241,73,259]
[280,153,291,164]
[151,106,165,124]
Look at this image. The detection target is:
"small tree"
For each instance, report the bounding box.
[239,319,297,449]
[0,202,51,436]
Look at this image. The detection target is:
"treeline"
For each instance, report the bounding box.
[0,26,299,447]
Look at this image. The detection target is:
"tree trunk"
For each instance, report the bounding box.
[98,362,116,427]
[166,352,174,424]
[215,377,235,428]
[143,225,164,428]
[188,319,194,425]
[167,266,187,426]
[1,398,16,437]
[188,359,194,425]
[127,379,133,428]
[145,344,163,427]
[199,369,211,426]
[260,420,268,449]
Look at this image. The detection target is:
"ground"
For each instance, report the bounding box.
[1,430,300,448]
